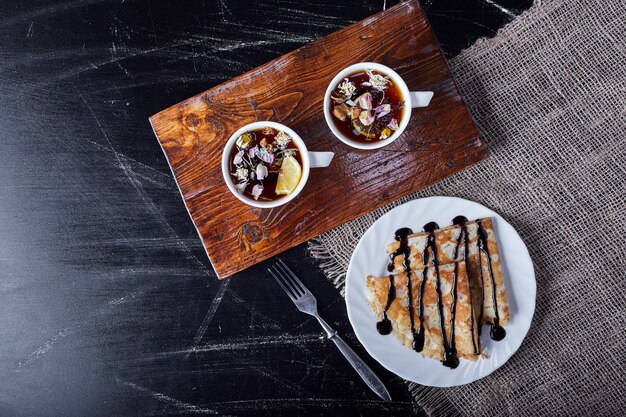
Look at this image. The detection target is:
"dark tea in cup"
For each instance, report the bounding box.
[329,69,405,143]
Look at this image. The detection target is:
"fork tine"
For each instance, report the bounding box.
[268,267,297,302]
[278,259,310,295]
[275,262,305,296]
[272,265,303,298]
[273,264,303,297]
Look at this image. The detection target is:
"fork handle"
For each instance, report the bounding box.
[329,334,392,402]
[316,317,391,402]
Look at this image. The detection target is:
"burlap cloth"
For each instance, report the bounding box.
[308,0,626,415]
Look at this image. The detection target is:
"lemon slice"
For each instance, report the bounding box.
[275,155,302,195]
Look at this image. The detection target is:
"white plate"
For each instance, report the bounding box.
[345,196,535,387]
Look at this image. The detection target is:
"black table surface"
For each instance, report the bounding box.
[0,1,531,416]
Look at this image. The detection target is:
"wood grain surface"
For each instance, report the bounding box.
[149,0,487,279]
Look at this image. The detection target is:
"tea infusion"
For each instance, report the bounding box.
[330,69,404,143]
[229,127,302,201]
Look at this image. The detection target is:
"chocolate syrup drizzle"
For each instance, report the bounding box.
[423,222,459,369]
[376,216,505,368]
[452,216,480,354]
[376,275,396,335]
[379,228,413,337]
[476,219,506,341]
[413,256,428,352]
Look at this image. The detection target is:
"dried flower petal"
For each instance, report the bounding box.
[365,69,390,91]
[261,126,274,135]
[256,164,268,181]
[233,167,249,181]
[235,181,247,194]
[275,131,291,149]
[236,133,253,149]
[349,106,361,120]
[258,147,275,164]
[374,104,391,119]
[233,149,245,165]
[388,118,399,131]
[359,110,375,126]
[380,128,392,140]
[251,184,264,200]
[330,91,346,104]
[338,78,356,97]
[356,93,373,110]
[248,145,259,159]
[333,103,351,121]
[282,149,296,158]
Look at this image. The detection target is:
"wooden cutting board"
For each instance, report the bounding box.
[149,0,487,279]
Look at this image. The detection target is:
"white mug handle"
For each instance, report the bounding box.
[410,91,434,108]
[309,151,334,168]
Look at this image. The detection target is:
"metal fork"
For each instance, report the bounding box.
[269,259,392,402]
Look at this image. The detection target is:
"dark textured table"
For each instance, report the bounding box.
[0,1,530,416]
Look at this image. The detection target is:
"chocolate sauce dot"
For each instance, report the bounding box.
[376,318,392,335]
[490,324,506,341]
[394,227,413,241]
[423,222,439,233]
[452,215,468,225]
[443,348,460,369]
[412,330,425,352]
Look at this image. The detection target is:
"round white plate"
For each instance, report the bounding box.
[345,196,535,387]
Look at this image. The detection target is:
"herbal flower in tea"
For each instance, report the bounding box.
[329,69,404,143]
[229,127,302,201]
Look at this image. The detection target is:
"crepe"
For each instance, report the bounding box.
[366,262,481,363]
[386,217,510,328]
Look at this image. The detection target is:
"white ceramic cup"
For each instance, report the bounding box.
[323,62,434,150]
[222,121,334,208]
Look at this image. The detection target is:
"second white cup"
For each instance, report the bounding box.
[324,62,433,150]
